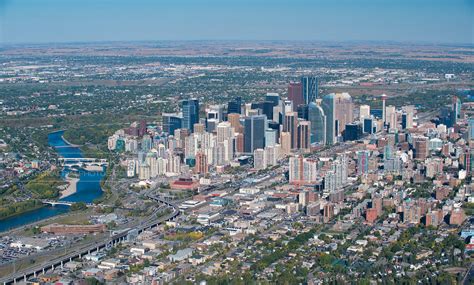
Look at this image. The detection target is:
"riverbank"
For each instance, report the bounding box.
[0,131,104,233]
[60,135,81,148]
[0,207,91,237]
[0,203,45,222]
[61,174,79,199]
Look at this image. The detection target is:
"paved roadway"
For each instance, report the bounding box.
[1,110,439,284]
[0,195,180,285]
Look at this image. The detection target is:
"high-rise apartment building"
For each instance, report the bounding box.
[357,150,370,175]
[195,151,208,175]
[413,136,429,160]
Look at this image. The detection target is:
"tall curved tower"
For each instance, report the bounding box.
[308,102,326,145]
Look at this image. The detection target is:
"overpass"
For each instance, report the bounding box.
[0,195,179,285]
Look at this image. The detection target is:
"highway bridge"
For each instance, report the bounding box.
[0,195,179,285]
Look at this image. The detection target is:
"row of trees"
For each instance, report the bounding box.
[0,199,43,219]
[25,170,65,199]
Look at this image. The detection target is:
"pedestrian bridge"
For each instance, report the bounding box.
[41,200,74,206]
[41,200,93,207]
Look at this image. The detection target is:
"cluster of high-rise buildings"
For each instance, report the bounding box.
[109,76,349,180]
[107,76,461,201]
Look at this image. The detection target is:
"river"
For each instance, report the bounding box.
[0,131,105,232]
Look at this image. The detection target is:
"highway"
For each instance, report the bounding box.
[1,110,439,284]
[0,195,180,285]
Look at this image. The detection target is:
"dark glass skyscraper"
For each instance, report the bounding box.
[297,104,309,120]
[162,113,183,135]
[227,96,242,114]
[243,115,266,153]
[301,76,318,104]
[401,113,408,129]
[363,118,374,134]
[343,123,362,141]
[251,101,274,120]
[182,98,199,133]
[265,93,280,107]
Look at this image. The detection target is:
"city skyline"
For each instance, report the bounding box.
[0,2,473,283]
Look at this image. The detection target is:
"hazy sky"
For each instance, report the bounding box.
[0,0,472,44]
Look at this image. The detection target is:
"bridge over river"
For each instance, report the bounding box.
[1,195,179,285]
[40,200,94,207]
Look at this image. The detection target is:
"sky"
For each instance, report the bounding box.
[0,0,472,44]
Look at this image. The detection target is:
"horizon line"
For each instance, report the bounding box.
[1,39,473,48]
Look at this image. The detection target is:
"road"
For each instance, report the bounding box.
[0,195,180,285]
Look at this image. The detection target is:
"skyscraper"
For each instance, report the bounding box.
[253,148,266,170]
[381,94,387,124]
[280,131,291,155]
[413,136,429,160]
[363,117,374,134]
[334,93,354,136]
[320,93,354,143]
[297,120,311,151]
[322,94,336,145]
[227,113,243,133]
[288,82,304,107]
[265,93,280,107]
[452,96,461,124]
[182,98,199,133]
[227,96,242,114]
[162,113,183,135]
[468,118,474,141]
[359,105,371,120]
[195,151,208,175]
[235,133,244,154]
[308,102,326,145]
[283,112,298,149]
[243,115,266,153]
[206,104,224,122]
[289,155,317,184]
[357,150,370,175]
[265,129,278,147]
[301,76,318,104]
[402,105,414,129]
[385,105,397,130]
[297,104,309,120]
[343,123,362,141]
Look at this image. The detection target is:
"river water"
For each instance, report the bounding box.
[0,131,104,232]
